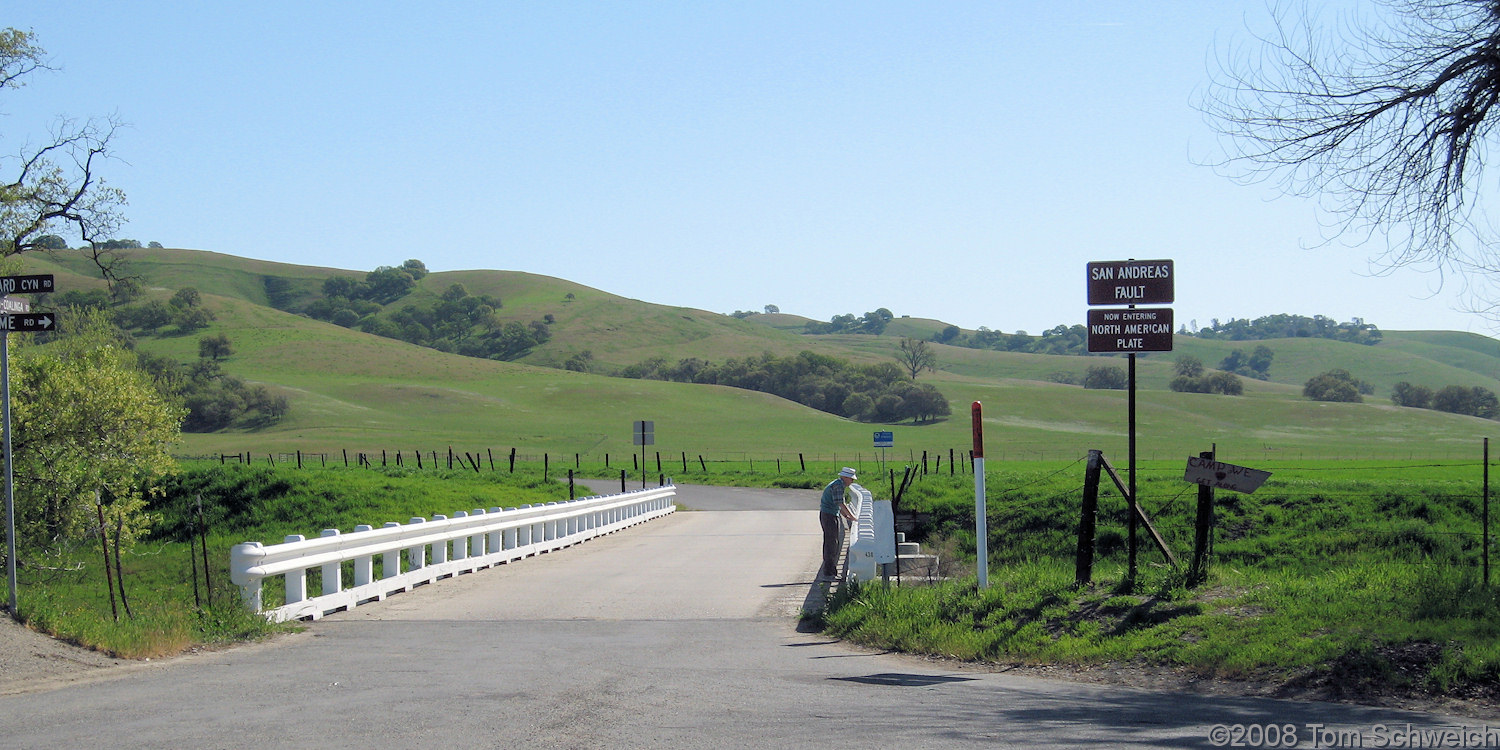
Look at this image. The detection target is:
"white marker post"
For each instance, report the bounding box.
[971,401,988,589]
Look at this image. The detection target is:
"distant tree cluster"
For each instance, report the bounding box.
[1392,382,1499,420]
[1169,356,1244,395]
[300,261,553,361]
[942,324,1090,356]
[1303,369,1374,403]
[804,308,895,335]
[306,259,430,321]
[1217,345,1274,380]
[48,283,215,335]
[619,350,951,423]
[1188,314,1380,345]
[1083,365,1126,390]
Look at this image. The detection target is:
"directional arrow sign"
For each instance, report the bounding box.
[0,275,54,295]
[0,313,57,332]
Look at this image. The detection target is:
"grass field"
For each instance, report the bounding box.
[22,247,1499,464]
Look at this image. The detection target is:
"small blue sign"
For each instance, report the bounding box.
[873,431,894,448]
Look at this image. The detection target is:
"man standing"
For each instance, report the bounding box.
[819,467,859,580]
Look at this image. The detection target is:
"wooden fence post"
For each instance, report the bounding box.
[1190,449,1216,585]
[1076,450,1103,586]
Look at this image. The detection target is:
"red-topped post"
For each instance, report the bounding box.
[972,402,988,589]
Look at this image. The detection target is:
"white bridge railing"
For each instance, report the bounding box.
[229,486,676,622]
[844,483,895,582]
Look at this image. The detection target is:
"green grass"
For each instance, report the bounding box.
[22,247,1499,463]
[819,562,1500,694]
[13,464,577,658]
[812,459,1500,700]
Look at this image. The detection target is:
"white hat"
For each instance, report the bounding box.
[839,467,857,479]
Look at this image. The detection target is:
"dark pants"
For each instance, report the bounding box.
[819,511,843,577]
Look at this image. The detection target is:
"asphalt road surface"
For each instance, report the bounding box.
[0,485,1484,749]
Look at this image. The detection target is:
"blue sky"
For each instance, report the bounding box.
[8,1,1497,337]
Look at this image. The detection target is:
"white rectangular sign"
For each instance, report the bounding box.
[1183,456,1271,494]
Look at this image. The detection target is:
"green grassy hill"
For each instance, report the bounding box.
[19,247,1500,462]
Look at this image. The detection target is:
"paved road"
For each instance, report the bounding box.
[0,485,1484,748]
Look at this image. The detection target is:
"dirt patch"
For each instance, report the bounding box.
[0,614,131,695]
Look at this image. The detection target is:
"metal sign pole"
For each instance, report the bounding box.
[1127,351,1138,582]
[971,401,988,589]
[4,327,15,616]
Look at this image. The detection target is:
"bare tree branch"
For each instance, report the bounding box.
[0,28,129,280]
[1201,0,1500,318]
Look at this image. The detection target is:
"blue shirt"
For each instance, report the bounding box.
[819,478,849,515]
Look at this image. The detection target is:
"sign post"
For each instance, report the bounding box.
[3,274,55,617]
[971,402,987,589]
[873,430,892,469]
[1087,260,1174,581]
[632,420,654,489]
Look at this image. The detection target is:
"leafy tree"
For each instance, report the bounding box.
[109,277,143,304]
[322,275,363,299]
[895,337,937,379]
[1083,365,1127,390]
[10,310,183,552]
[1432,385,1477,416]
[1475,387,1500,419]
[563,350,594,372]
[763,304,779,314]
[1303,369,1366,403]
[1174,355,1204,378]
[34,234,67,250]
[1391,381,1434,408]
[400,259,428,280]
[169,287,202,310]
[0,29,128,275]
[198,333,233,361]
[842,392,874,420]
[119,300,173,332]
[1205,371,1244,396]
[1219,346,1275,380]
[936,325,960,343]
[173,305,215,333]
[1203,1,1500,312]
[364,265,417,304]
[1247,345,1274,379]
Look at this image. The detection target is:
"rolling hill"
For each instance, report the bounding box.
[17,247,1500,463]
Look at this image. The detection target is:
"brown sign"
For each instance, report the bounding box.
[1086,308,1174,353]
[1087,260,1173,305]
